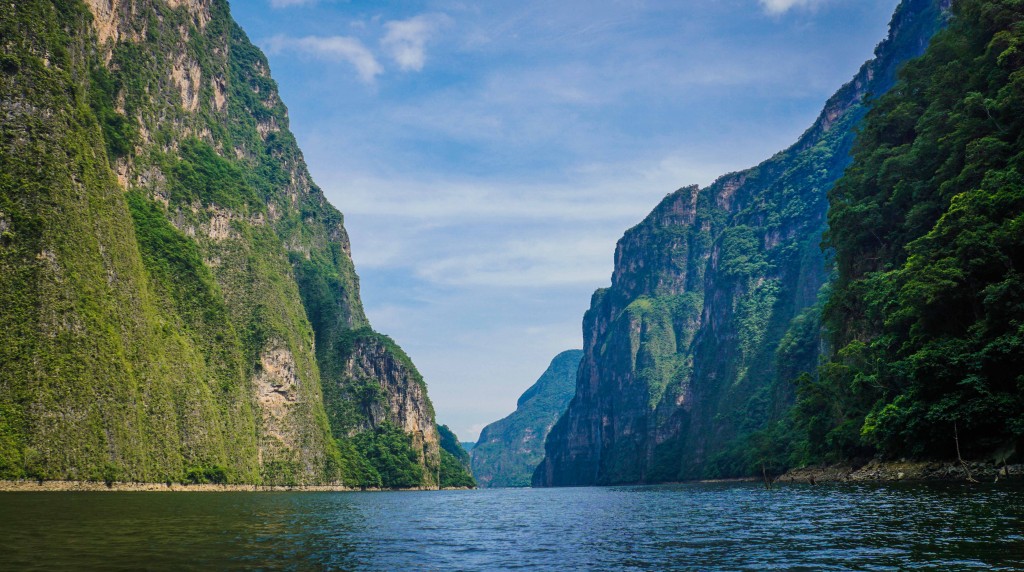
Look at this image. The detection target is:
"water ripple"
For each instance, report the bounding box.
[1,481,1023,570]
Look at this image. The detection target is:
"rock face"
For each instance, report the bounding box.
[472,350,582,488]
[533,0,947,487]
[0,0,439,486]
[326,330,442,486]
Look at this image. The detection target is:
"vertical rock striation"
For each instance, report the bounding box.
[534,0,947,486]
[0,0,440,486]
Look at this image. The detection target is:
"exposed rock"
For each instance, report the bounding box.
[534,0,947,487]
[256,118,279,140]
[171,55,202,113]
[212,75,227,111]
[254,346,301,450]
[338,334,441,485]
[83,0,124,45]
[0,0,442,488]
[778,460,1024,484]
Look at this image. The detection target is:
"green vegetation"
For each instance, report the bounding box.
[353,423,424,489]
[166,140,262,210]
[657,0,948,481]
[88,63,136,160]
[332,437,382,487]
[706,0,1024,477]
[437,424,476,488]
[439,450,476,488]
[183,465,229,485]
[475,351,581,487]
[319,327,438,481]
[0,0,444,488]
[437,424,471,467]
[795,0,1024,464]
[536,0,948,486]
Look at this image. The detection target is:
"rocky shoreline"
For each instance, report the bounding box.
[777,460,1023,484]
[0,480,473,492]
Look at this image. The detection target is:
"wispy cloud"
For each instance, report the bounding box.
[759,0,825,14]
[381,14,451,72]
[320,156,734,225]
[315,151,747,291]
[266,35,382,83]
[416,235,614,288]
[235,0,902,441]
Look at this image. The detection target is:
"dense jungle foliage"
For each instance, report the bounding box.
[739,0,1024,473]
[810,0,1024,464]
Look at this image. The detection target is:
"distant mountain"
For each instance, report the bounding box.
[460,442,476,452]
[534,0,948,486]
[472,350,582,487]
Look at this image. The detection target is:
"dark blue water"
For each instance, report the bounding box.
[1,481,1022,570]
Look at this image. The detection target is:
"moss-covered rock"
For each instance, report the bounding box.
[534,0,948,486]
[0,0,441,487]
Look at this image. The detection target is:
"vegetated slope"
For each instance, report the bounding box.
[792,0,1024,467]
[472,350,582,488]
[437,424,476,488]
[0,0,467,488]
[534,0,947,487]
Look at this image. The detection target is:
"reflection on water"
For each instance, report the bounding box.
[1,481,1022,570]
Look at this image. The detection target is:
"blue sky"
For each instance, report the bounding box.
[230,0,901,442]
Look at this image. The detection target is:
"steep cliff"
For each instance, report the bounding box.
[472,350,582,488]
[800,0,1024,465]
[534,0,947,486]
[0,0,441,487]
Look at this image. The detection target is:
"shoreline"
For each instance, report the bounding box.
[776,459,1024,484]
[0,480,475,492]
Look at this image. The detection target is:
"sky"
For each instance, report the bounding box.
[229,0,902,442]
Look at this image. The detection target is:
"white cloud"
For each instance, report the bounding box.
[759,0,824,14]
[415,235,615,288]
[322,154,739,225]
[381,14,451,72]
[314,151,747,291]
[266,35,382,83]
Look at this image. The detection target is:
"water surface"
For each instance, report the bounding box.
[1,481,1022,570]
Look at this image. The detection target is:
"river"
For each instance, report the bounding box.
[1,481,1022,570]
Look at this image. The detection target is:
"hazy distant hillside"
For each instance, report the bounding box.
[472,350,582,487]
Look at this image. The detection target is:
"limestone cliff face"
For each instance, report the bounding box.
[471,350,582,488]
[331,331,441,487]
[534,0,947,486]
[0,0,438,486]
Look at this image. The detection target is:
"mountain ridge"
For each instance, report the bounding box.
[534,0,948,487]
[471,349,582,488]
[0,0,471,488]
